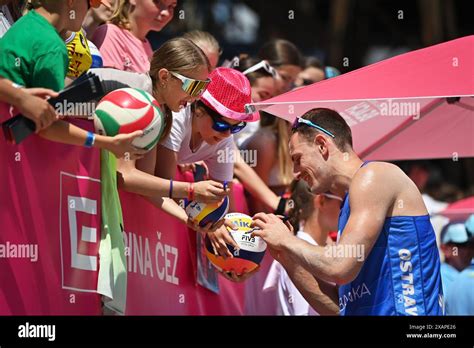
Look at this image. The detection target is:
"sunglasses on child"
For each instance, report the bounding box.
[209,113,246,134]
[170,71,211,98]
[291,117,335,138]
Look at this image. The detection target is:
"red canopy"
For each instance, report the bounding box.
[439,195,474,221]
[248,36,474,161]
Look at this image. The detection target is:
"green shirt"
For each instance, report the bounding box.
[0,10,68,91]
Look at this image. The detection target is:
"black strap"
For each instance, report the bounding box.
[275,197,287,216]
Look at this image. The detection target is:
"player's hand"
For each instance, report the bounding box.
[251,213,295,251]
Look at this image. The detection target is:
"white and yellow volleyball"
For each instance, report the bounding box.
[205,212,267,275]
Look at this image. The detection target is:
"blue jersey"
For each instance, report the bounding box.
[337,162,444,316]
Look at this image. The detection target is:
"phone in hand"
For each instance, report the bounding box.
[193,163,207,182]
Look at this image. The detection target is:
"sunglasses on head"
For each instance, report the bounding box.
[169,71,211,98]
[291,117,335,138]
[242,60,280,79]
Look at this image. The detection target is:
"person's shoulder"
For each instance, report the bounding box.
[171,106,191,125]
[92,24,125,46]
[169,106,191,137]
[95,23,121,35]
[1,11,61,47]
[349,161,401,202]
[353,161,404,184]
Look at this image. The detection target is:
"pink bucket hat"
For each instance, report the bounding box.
[200,67,260,122]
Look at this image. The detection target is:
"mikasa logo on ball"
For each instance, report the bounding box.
[226,213,267,253]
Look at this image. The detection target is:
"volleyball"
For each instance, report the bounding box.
[205,212,267,275]
[93,88,165,151]
[186,196,230,228]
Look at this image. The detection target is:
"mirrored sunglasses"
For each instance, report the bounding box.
[170,71,211,97]
[207,111,247,134]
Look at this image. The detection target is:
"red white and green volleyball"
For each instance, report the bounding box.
[93,88,165,151]
[205,212,267,275]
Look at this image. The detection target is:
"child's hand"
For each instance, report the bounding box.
[206,223,239,259]
[17,88,59,133]
[105,131,148,159]
[193,180,229,203]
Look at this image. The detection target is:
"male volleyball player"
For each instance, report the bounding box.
[252,108,444,315]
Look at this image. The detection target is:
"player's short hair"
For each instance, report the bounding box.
[292,108,353,151]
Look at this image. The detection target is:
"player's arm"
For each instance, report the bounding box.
[278,252,339,315]
[253,165,395,284]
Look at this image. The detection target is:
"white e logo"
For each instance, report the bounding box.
[67,196,97,271]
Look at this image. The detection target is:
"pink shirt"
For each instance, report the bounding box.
[92,24,153,73]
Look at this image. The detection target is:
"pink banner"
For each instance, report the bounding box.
[1,120,276,315]
[121,191,247,315]
[0,120,102,315]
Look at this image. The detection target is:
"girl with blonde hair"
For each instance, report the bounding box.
[92,0,177,73]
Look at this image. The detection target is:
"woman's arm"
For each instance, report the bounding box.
[233,149,279,211]
[153,144,179,179]
[117,147,227,202]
